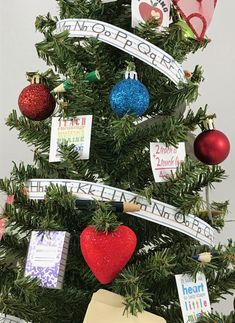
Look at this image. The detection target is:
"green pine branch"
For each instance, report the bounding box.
[198,311,235,323]
[6,110,51,152]
[153,157,226,214]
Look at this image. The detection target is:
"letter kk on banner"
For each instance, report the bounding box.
[26,179,214,247]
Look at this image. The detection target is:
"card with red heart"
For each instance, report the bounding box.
[132,0,171,29]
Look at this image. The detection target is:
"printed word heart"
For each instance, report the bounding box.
[139,2,163,25]
[173,0,217,42]
[80,225,137,284]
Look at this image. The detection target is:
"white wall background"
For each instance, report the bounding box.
[0,0,234,315]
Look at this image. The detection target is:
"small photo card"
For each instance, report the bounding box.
[150,142,185,182]
[25,231,70,289]
[132,0,171,28]
[175,272,211,323]
[49,115,93,162]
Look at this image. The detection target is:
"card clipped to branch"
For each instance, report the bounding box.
[24,231,70,289]
[150,142,186,182]
[49,115,93,162]
[175,272,211,323]
[132,0,171,28]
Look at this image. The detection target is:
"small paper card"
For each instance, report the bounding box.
[132,0,171,28]
[25,231,70,289]
[0,313,28,323]
[0,218,6,241]
[150,142,185,182]
[49,115,93,162]
[102,0,117,3]
[175,273,211,323]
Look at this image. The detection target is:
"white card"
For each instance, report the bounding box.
[102,0,117,2]
[150,142,185,182]
[0,313,29,323]
[175,273,211,323]
[49,115,93,162]
[132,0,171,28]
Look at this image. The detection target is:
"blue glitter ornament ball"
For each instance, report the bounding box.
[109,78,150,117]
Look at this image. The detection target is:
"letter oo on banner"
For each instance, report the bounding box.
[55,19,187,85]
[26,179,215,247]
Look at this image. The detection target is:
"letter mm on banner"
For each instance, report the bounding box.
[55,19,186,85]
[26,179,214,247]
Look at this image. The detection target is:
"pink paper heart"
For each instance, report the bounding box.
[173,0,217,42]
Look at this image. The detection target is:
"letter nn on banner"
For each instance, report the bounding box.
[26,179,214,247]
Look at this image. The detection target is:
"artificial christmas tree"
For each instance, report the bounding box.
[0,1,234,323]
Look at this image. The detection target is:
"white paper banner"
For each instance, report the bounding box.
[132,0,171,29]
[150,142,186,182]
[175,273,211,322]
[55,19,186,85]
[26,179,214,247]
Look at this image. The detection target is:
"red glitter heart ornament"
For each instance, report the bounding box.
[173,0,217,42]
[80,225,137,284]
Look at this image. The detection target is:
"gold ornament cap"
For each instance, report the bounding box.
[31,74,42,84]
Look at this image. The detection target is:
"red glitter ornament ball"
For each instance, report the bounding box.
[80,225,137,284]
[194,129,230,165]
[18,83,56,121]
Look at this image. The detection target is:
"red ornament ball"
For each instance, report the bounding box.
[80,225,137,284]
[194,129,230,165]
[18,83,56,121]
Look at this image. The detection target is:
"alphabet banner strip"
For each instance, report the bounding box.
[55,19,186,85]
[26,179,214,247]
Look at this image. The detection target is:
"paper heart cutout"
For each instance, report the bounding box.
[139,2,163,26]
[173,0,217,42]
[80,225,137,284]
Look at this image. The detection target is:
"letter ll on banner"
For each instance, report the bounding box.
[132,0,171,28]
[26,179,214,247]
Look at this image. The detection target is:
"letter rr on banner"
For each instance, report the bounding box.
[55,19,186,85]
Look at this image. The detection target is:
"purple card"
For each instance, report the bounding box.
[25,231,70,289]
